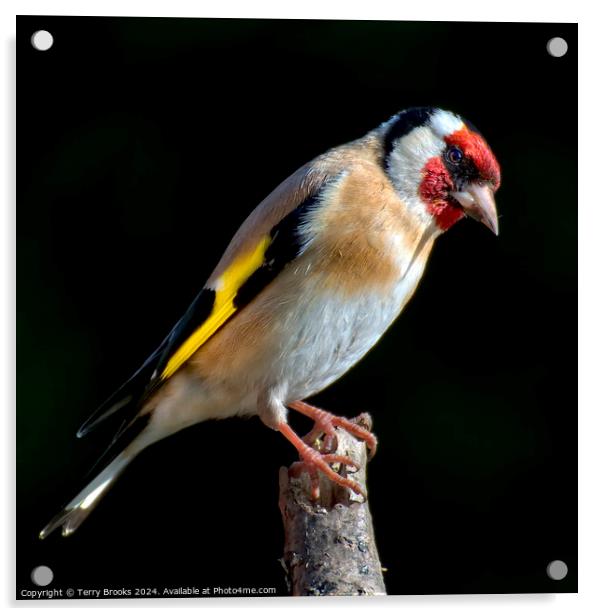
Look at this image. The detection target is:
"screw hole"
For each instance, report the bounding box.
[31,30,54,51]
[547,37,568,58]
[546,560,568,580]
[31,565,54,586]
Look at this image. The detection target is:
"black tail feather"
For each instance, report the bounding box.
[76,343,165,438]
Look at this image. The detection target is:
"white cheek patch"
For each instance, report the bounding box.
[386,126,445,221]
[398,126,444,164]
[429,109,464,139]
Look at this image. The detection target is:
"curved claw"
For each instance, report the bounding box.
[320,454,359,473]
[289,401,378,459]
[332,415,378,460]
[290,461,321,500]
[279,422,366,499]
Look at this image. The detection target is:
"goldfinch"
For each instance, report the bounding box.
[39,107,501,538]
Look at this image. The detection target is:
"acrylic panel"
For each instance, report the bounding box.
[17,16,577,598]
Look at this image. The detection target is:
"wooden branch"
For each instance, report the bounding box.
[278,414,386,596]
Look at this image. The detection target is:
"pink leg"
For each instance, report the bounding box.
[278,422,365,499]
[289,400,378,459]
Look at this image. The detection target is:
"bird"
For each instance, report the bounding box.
[39,106,501,539]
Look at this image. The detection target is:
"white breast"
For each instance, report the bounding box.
[241,243,432,405]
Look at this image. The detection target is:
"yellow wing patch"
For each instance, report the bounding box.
[160,235,272,380]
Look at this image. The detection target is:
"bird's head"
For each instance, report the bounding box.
[380,107,501,235]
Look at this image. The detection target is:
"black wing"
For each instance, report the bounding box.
[77,191,324,438]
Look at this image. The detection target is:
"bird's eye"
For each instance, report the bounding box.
[446,147,463,165]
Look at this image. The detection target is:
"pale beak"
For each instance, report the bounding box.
[451,182,499,236]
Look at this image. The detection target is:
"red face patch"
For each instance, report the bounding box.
[445,127,501,190]
[419,156,465,231]
[419,125,501,231]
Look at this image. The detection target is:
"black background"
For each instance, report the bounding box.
[17,17,577,597]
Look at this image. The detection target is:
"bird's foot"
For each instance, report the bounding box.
[288,400,378,459]
[277,400,377,500]
[278,421,364,500]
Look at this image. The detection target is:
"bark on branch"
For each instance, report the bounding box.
[278,414,386,596]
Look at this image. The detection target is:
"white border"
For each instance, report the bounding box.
[3,1,600,615]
